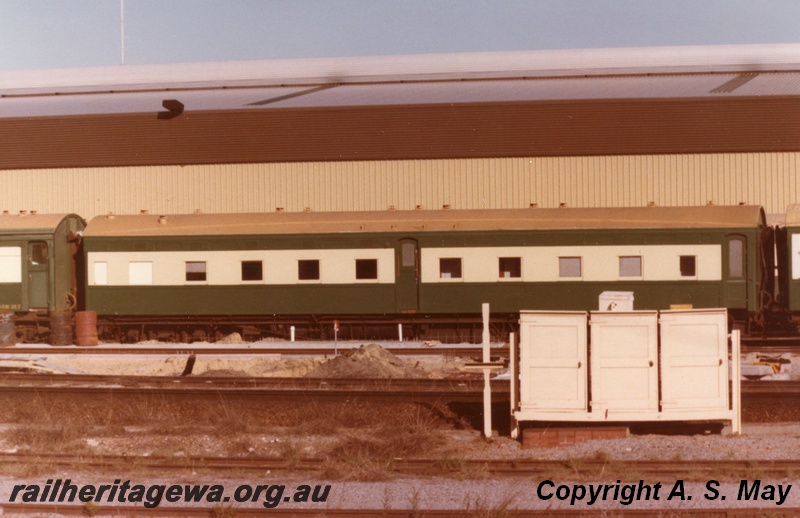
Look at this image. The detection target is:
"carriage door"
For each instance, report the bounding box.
[722,235,747,309]
[395,239,419,312]
[27,241,49,309]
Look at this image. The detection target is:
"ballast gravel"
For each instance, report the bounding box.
[3,425,800,514]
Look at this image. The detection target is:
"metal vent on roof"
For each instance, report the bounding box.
[710,73,758,94]
[158,99,184,120]
[247,85,338,106]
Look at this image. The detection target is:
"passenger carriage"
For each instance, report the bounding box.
[82,205,768,342]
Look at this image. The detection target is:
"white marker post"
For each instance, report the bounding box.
[731,329,742,435]
[464,303,505,439]
[334,320,339,356]
[482,303,491,438]
[509,331,519,439]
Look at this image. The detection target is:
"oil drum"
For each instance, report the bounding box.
[0,311,15,347]
[75,310,99,346]
[50,310,73,346]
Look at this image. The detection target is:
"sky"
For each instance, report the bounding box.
[0,0,799,71]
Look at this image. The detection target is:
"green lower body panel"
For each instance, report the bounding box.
[86,284,397,315]
[418,282,727,313]
[788,281,800,312]
[0,283,23,311]
[87,281,732,317]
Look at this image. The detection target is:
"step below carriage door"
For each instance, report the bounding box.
[722,234,747,310]
[27,241,49,309]
[395,238,419,313]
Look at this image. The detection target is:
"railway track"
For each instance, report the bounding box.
[0,374,512,404]
[3,504,785,517]
[2,453,799,517]
[0,374,797,407]
[0,344,502,358]
[0,336,797,357]
[0,451,797,478]
[741,335,800,354]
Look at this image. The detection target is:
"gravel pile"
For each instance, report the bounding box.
[304,343,429,379]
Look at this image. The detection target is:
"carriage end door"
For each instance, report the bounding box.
[395,239,419,312]
[722,235,747,309]
[27,241,50,309]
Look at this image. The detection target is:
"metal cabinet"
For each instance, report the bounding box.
[515,309,740,430]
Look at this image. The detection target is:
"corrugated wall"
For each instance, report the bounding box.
[3,98,800,169]
[1,152,797,219]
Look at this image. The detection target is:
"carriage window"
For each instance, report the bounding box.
[559,257,582,278]
[186,261,207,282]
[439,258,462,279]
[680,256,696,277]
[499,257,521,279]
[129,262,153,285]
[241,261,263,281]
[729,239,744,278]
[355,259,378,280]
[619,256,642,277]
[0,248,21,283]
[30,242,48,265]
[401,242,416,267]
[94,262,108,285]
[298,259,320,280]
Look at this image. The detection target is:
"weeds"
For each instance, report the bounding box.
[210,503,238,518]
[463,494,516,517]
[0,393,463,480]
[81,501,99,517]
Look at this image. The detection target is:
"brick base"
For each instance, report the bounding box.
[522,425,629,449]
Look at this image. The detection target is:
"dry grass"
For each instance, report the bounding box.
[0,393,467,479]
[322,406,450,480]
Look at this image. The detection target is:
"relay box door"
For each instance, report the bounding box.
[518,312,587,411]
[589,312,658,413]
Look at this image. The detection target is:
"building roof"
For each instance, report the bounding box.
[84,205,765,237]
[2,44,800,118]
[2,45,799,169]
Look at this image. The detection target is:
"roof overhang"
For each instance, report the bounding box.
[3,44,800,96]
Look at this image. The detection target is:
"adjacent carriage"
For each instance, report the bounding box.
[0,213,85,343]
[775,204,800,323]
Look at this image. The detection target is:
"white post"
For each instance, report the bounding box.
[482,303,490,363]
[509,331,519,439]
[482,303,491,439]
[731,329,742,435]
[290,326,295,342]
[398,323,403,342]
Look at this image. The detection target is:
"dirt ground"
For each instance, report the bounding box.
[0,342,485,379]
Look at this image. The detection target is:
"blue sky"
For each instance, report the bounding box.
[1,0,799,71]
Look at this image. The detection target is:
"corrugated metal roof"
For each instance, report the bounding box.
[84,205,764,238]
[2,72,799,119]
[1,45,799,119]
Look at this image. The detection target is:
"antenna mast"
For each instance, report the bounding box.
[120,0,125,65]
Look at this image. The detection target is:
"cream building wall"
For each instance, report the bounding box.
[2,152,797,219]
